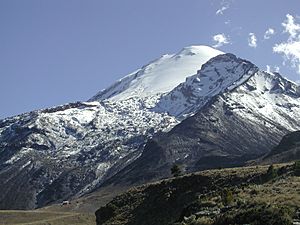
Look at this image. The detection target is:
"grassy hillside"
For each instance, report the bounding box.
[2,163,300,225]
[95,163,300,225]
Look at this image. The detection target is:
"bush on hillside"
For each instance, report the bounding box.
[175,215,214,225]
[265,164,278,181]
[222,189,233,206]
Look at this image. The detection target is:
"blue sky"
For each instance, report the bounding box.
[1,0,300,118]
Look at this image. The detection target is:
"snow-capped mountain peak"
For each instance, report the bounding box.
[3,45,300,210]
[90,45,223,102]
[177,45,223,57]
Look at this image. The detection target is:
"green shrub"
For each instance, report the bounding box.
[222,189,233,206]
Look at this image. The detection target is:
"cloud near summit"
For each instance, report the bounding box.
[212,33,230,48]
[273,14,300,74]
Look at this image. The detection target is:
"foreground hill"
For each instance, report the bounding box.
[2,163,299,225]
[95,163,300,225]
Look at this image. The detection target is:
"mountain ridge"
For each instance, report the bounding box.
[1,45,300,210]
[96,58,300,188]
[0,45,222,209]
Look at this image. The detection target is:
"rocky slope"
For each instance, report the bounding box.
[1,45,300,210]
[97,55,300,188]
[0,46,222,209]
[0,100,177,209]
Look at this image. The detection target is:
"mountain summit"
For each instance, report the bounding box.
[90,45,223,101]
[1,46,300,210]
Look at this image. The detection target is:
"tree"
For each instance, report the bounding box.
[294,160,300,176]
[266,164,277,181]
[171,164,182,177]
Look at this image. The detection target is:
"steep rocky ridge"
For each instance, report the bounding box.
[0,46,222,209]
[100,60,300,187]
[1,46,300,211]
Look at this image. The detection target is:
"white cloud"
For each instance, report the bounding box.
[248,33,257,48]
[216,6,229,15]
[216,0,233,15]
[264,28,275,39]
[282,14,300,38]
[212,34,230,48]
[273,41,300,73]
[273,14,300,74]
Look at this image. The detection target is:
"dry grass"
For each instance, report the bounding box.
[41,184,130,214]
[0,210,95,225]
[237,176,300,209]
